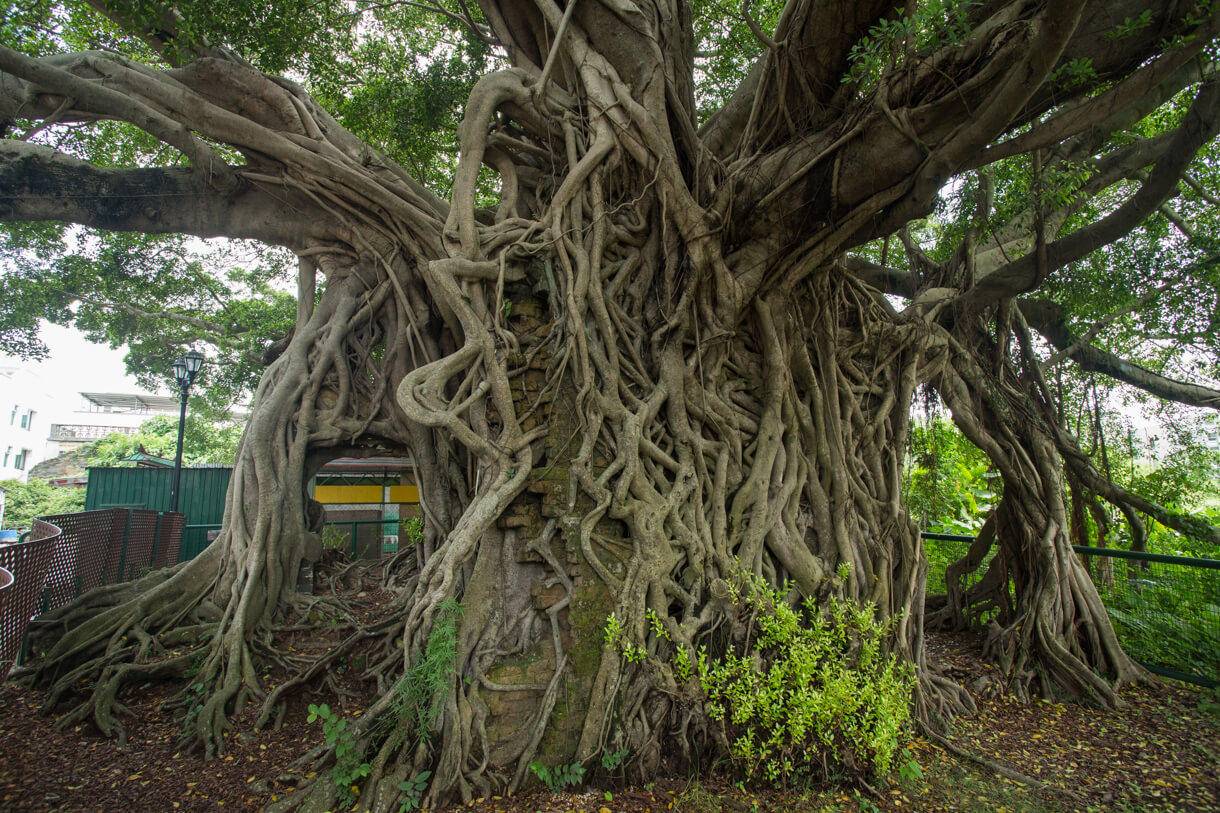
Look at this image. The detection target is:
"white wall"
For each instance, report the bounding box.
[0,366,56,482]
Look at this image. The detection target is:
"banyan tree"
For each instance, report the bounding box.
[4,0,1220,808]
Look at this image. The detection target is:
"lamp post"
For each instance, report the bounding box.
[170,350,204,513]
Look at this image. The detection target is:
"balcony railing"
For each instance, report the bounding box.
[48,424,140,441]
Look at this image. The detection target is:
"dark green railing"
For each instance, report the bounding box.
[922,531,1220,688]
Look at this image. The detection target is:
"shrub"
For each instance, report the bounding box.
[697,576,914,784]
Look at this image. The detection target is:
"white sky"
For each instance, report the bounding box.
[0,322,163,428]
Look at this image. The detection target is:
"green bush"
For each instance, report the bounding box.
[0,478,85,529]
[697,576,914,784]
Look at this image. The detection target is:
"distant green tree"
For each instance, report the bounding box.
[0,478,85,529]
[86,414,244,467]
[905,415,998,535]
[0,231,297,413]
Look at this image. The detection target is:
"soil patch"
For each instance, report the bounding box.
[1,628,1216,811]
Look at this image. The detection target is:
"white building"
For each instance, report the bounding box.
[46,392,183,456]
[0,365,57,482]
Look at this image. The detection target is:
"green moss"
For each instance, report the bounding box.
[487,641,546,681]
[568,588,613,676]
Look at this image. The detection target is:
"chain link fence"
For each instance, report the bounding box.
[923,532,1220,687]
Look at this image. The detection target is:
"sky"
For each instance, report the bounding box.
[0,322,164,428]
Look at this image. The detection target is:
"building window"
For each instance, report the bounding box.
[14,448,30,470]
[9,405,16,425]
[19,409,34,429]
[2,447,9,467]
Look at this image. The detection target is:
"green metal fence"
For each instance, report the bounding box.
[923,532,1220,687]
[86,466,232,562]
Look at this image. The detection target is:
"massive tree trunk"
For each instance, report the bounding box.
[8,0,1220,810]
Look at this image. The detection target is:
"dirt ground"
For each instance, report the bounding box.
[1,610,1216,812]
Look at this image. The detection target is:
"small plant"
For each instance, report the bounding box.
[600,747,628,771]
[396,770,431,812]
[388,599,462,740]
[1105,10,1154,39]
[308,702,371,807]
[603,612,647,662]
[529,760,585,791]
[646,608,669,639]
[177,677,209,743]
[896,747,924,783]
[857,794,882,813]
[400,516,424,548]
[321,524,349,551]
[1049,56,1097,89]
[1198,688,1220,717]
[673,646,694,683]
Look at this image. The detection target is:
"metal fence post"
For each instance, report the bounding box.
[150,512,164,570]
[116,509,133,583]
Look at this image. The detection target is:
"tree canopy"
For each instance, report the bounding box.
[83,413,244,465]
[5,1,1220,809]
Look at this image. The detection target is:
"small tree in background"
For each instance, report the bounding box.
[86,415,244,467]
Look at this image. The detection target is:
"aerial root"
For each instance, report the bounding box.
[255,625,377,729]
[50,650,196,744]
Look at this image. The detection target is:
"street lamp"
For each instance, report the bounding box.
[170,350,204,513]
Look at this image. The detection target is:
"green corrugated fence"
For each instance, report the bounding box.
[923,532,1220,687]
[86,466,232,562]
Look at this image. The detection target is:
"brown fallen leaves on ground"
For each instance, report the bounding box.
[1,629,1216,812]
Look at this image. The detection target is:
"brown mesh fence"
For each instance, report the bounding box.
[0,519,61,680]
[0,566,14,679]
[0,510,186,675]
[40,510,114,612]
[38,509,185,613]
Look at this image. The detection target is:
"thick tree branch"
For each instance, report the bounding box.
[965,26,1214,171]
[1020,298,1220,409]
[0,140,322,247]
[959,77,1220,309]
[1054,422,1220,546]
[0,45,238,192]
[840,256,916,297]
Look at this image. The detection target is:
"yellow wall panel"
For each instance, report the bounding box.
[314,484,384,504]
[388,485,419,504]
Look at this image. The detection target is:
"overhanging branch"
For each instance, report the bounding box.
[958,77,1220,309]
[1020,298,1220,410]
[0,140,320,247]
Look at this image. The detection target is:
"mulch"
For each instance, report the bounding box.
[0,622,1216,812]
